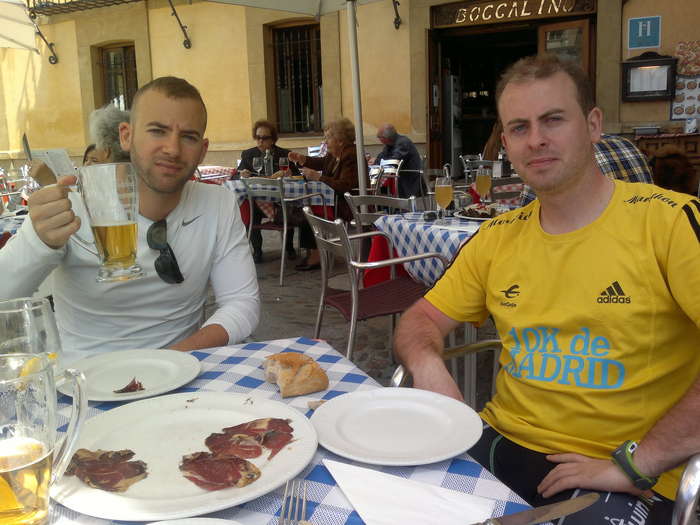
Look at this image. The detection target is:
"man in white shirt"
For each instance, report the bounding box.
[0,77,259,362]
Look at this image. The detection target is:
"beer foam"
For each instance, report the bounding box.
[0,437,48,472]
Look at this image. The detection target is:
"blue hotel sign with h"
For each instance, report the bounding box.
[629,16,661,49]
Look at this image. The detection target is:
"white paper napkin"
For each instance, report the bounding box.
[324,459,495,525]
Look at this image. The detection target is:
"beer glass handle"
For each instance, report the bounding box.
[52,368,87,483]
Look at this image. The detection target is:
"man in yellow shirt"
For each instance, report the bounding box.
[394,54,700,524]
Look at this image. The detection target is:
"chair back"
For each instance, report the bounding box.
[491,175,524,204]
[344,192,416,228]
[302,206,360,289]
[375,159,404,196]
[459,155,482,184]
[672,454,700,525]
[241,176,285,200]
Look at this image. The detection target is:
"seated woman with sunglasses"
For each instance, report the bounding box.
[288,118,368,271]
[238,119,301,263]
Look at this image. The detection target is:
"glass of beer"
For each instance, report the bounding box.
[434,176,454,223]
[475,163,493,204]
[0,298,62,372]
[77,163,143,282]
[0,353,86,525]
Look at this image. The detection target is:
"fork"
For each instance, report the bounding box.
[279,479,308,525]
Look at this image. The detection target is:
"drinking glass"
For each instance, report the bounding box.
[434,176,454,223]
[252,157,264,177]
[77,163,143,282]
[475,164,493,204]
[279,158,289,175]
[0,298,62,372]
[0,353,86,525]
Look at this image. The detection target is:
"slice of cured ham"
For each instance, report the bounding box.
[179,451,261,491]
[204,432,263,459]
[113,378,144,393]
[261,429,293,459]
[65,449,147,492]
[221,417,293,437]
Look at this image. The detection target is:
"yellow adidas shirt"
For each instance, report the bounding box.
[425,180,700,500]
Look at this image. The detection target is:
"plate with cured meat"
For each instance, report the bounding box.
[58,349,201,401]
[311,388,482,466]
[51,392,318,521]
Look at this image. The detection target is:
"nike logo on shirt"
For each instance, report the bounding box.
[182,215,202,227]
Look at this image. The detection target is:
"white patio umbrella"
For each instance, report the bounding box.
[0,0,39,53]
[208,0,383,194]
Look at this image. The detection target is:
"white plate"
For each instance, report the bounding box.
[151,519,244,525]
[59,349,201,401]
[453,211,490,222]
[52,392,318,521]
[311,388,482,466]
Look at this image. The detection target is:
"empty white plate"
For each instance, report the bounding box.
[311,387,483,466]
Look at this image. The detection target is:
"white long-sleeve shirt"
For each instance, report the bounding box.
[0,181,260,364]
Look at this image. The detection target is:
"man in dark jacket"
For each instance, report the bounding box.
[373,124,424,198]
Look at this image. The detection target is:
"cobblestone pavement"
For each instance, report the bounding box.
[225,233,496,406]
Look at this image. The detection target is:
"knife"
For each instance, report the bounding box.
[22,133,32,162]
[472,492,599,525]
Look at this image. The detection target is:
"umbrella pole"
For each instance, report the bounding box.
[346,0,367,195]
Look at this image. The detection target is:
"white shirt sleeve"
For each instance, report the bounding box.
[201,189,260,343]
[0,215,66,299]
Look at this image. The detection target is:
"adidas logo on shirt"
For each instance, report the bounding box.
[597,281,631,304]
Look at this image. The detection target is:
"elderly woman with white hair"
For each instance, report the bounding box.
[88,104,130,163]
[288,118,368,270]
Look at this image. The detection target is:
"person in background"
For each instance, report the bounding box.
[0,76,259,363]
[371,123,424,198]
[82,144,98,166]
[647,146,700,196]
[481,121,503,161]
[238,119,298,263]
[394,54,700,524]
[288,118,367,271]
[88,104,131,163]
[519,133,653,206]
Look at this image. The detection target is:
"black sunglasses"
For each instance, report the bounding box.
[254,135,273,140]
[146,219,184,284]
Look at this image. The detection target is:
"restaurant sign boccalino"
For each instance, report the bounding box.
[432,0,596,28]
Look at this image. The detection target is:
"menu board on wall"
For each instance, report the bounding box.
[671,40,700,121]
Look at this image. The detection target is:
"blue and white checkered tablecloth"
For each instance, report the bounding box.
[53,337,528,525]
[224,179,335,208]
[0,213,25,236]
[374,213,482,286]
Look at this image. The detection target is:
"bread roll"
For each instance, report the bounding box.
[263,352,329,398]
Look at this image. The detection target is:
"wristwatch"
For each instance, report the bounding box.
[611,440,659,490]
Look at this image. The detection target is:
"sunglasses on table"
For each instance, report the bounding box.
[146,219,184,284]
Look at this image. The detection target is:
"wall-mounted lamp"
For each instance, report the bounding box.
[392,0,402,30]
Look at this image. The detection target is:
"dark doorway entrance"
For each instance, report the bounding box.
[429,26,537,169]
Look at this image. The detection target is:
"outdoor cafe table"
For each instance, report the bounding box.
[53,337,529,525]
[224,179,336,208]
[373,212,481,287]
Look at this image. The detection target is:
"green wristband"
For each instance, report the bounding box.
[611,440,658,490]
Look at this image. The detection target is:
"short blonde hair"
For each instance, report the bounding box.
[324,118,355,145]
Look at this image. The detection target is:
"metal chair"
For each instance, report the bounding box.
[459,154,482,185]
[344,192,417,233]
[391,338,502,409]
[374,159,404,196]
[302,206,449,360]
[241,177,325,286]
[491,175,524,204]
[673,454,700,525]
